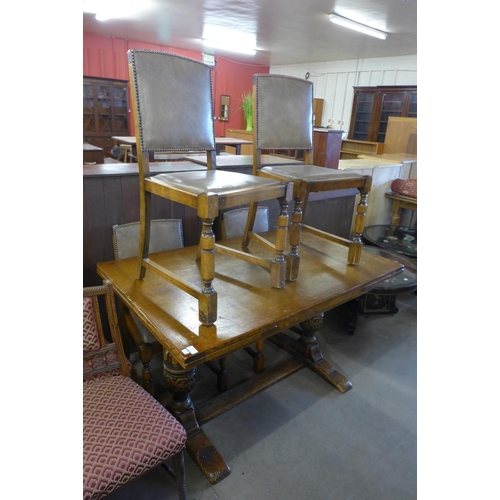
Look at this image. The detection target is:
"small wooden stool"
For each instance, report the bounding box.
[385,192,417,226]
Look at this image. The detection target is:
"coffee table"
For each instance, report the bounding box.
[363,224,417,259]
[347,246,417,334]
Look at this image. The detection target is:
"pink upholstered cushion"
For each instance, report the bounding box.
[83,376,187,500]
[390,178,417,198]
[83,297,101,352]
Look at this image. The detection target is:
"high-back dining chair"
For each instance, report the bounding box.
[243,74,373,281]
[128,49,292,325]
[83,281,187,500]
[117,143,132,162]
[112,219,231,395]
[112,219,184,395]
[220,206,270,375]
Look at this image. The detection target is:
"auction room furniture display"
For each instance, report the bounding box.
[97,229,402,485]
[348,86,417,143]
[128,50,292,325]
[83,281,187,500]
[83,77,129,153]
[243,74,372,281]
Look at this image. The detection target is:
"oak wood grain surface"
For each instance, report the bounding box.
[97,230,402,369]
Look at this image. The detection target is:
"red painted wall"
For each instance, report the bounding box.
[83,32,269,136]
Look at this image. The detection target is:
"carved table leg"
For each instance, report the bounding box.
[163,352,231,484]
[269,314,353,393]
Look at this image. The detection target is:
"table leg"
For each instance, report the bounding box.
[390,199,401,226]
[269,314,353,393]
[163,352,231,484]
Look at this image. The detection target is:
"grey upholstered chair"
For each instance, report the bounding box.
[112,219,184,395]
[113,219,233,394]
[128,49,293,325]
[243,74,373,281]
[220,206,269,375]
[83,281,187,500]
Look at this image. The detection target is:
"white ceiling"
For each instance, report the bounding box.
[83,0,417,67]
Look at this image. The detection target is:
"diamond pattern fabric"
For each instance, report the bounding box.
[83,297,100,352]
[83,375,187,500]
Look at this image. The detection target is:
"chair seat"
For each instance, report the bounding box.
[261,164,365,182]
[83,375,187,500]
[149,169,287,198]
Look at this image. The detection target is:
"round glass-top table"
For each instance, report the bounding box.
[346,245,417,334]
[362,225,417,259]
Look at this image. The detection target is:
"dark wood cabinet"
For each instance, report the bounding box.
[348,86,417,143]
[313,129,343,169]
[83,77,129,154]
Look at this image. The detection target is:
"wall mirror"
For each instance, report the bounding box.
[220,95,230,121]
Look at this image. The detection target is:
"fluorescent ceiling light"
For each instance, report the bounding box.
[202,25,257,56]
[202,39,256,56]
[329,13,387,40]
[83,0,150,21]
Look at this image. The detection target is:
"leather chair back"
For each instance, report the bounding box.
[128,50,216,153]
[112,219,184,260]
[254,74,314,151]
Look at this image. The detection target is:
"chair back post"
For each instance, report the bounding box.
[83,281,129,377]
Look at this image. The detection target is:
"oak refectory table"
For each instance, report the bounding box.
[97,230,402,484]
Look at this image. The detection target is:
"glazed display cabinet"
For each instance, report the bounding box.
[348,86,417,143]
[83,77,129,153]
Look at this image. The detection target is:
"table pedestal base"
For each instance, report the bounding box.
[162,354,231,484]
[269,314,353,393]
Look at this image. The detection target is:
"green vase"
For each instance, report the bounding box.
[246,115,253,132]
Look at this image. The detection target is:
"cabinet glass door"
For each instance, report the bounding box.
[83,83,95,134]
[96,84,112,133]
[352,93,375,141]
[407,92,417,117]
[377,92,406,142]
[113,84,128,132]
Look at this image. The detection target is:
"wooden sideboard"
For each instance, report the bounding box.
[225,129,253,155]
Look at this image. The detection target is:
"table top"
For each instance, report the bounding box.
[357,153,417,164]
[97,231,402,369]
[385,192,417,204]
[338,158,404,170]
[214,137,252,146]
[363,246,417,293]
[363,225,417,258]
[83,161,207,177]
[83,143,103,152]
[111,136,252,146]
[185,154,305,168]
